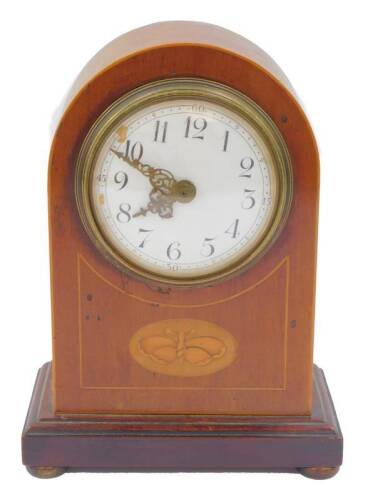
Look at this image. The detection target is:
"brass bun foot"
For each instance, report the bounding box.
[298,466,340,480]
[26,466,66,479]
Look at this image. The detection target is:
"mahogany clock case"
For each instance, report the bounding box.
[48,21,319,417]
[22,21,343,478]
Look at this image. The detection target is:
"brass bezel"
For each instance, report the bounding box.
[75,78,293,287]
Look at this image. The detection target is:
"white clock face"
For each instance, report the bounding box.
[87,88,286,283]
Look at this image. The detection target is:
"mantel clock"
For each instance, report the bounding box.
[22,21,343,479]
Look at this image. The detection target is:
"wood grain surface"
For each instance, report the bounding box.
[22,363,342,476]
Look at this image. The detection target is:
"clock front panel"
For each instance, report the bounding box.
[76,80,292,286]
[72,253,290,414]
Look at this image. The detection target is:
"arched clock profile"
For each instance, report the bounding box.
[22,21,342,479]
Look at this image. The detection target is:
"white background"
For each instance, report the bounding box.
[1,0,372,496]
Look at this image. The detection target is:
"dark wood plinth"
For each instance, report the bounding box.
[22,363,342,479]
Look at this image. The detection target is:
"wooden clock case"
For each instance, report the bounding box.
[22,21,342,478]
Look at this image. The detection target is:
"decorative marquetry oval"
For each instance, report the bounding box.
[129,319,237,377]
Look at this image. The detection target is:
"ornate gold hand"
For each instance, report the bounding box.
[110,148,196,219]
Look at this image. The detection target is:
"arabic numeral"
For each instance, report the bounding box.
[167,241,181,260]
[154,120,168,143]
[167,263,179,271]
[239,157,255,178]
[242,189,256,209]
[191,104,205,112]
[223,130,229,152]
[124,140,143,161]
[225,219,240,239]
[138,228,153,248]
[114,171,128,190]
[201,237,216,257]
[116,203,131,223]
[97,173,107,183]
[185,117,207,139]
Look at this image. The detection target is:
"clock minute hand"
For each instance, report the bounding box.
[111,148,178,219]
[110,148,157,179]
[111,148,179,194]
[110,148,196,219]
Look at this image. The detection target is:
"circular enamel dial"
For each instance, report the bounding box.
[77,80,292,284]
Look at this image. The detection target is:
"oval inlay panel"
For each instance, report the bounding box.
[129,319,237,377]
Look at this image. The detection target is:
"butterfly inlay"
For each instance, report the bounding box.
[129,319,236,377]
[138,328,227,367]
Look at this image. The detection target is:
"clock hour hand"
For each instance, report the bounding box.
[110,148,196,219]
[133,185,175,219]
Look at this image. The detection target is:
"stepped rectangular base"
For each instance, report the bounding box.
[22,363,342,479]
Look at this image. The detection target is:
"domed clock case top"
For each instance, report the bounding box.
[22,21,342,479]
